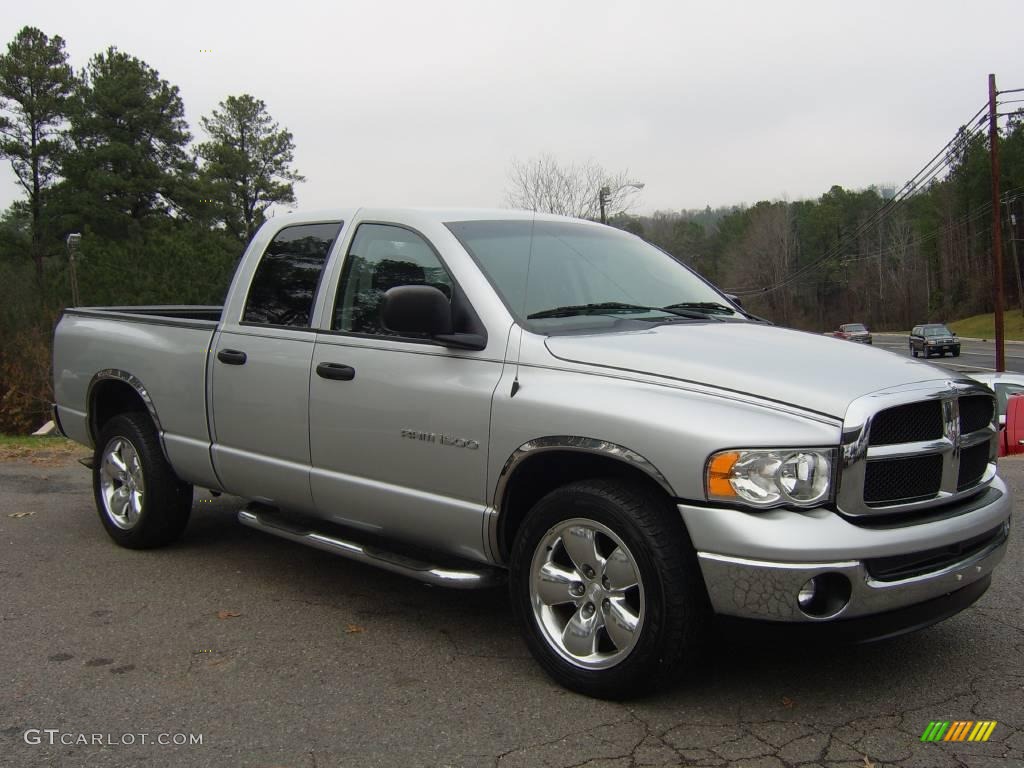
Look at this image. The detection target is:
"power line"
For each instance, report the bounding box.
[836,203,993,261]
[735,114,988,294]
[727,106,989,296]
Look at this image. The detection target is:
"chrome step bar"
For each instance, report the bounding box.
[237,508,504,590]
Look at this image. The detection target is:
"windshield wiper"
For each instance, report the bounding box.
[528,302,710,320]
[663,301,738,315]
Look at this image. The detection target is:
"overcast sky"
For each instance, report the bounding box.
[2,0,1022,216]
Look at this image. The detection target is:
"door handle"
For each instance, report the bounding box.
[217,349,247,365]
[316,362,356,381]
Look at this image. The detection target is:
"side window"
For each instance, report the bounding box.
[333,224,453,337]
[243,222,341,327]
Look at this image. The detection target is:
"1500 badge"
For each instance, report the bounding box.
[400,429,480,450]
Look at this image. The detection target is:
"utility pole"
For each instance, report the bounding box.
[598,186,610,225]
[989,74,1005,372]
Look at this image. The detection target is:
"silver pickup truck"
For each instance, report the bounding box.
[53,208,1012,698]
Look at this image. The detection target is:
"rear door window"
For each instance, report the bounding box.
[243,222,342,327]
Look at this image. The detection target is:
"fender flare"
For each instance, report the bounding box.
[486,436,676,561]
[86,368,165,447]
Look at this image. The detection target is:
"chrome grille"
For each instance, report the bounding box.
[959,395,994,434]
[864,454,943,505]
[838,381,997,518]
[957,442,991,490]
[869,401,943,446]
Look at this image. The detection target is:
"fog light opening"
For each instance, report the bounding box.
[796,572,852,618]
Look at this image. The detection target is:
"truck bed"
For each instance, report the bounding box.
[62,305,223,326]
[53,305,223,490]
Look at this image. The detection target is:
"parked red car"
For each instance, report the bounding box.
[833,323,872,344]
[1002,392,1024,456]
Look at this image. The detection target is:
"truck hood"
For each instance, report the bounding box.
[544,322,949,418]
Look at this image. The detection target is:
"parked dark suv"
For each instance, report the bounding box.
[910,324,961,358]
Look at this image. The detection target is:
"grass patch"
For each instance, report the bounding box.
[949,312,1024,341]
[0,434,70,448]
[0,434,85,462]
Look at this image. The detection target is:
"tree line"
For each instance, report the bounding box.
[506,116,1024,334]
[0,26,302,432]
[2,23,1022,433]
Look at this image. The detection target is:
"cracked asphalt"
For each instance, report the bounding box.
[0,448,1022,768]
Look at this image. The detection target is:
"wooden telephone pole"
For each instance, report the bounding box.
[989,74,1005,372]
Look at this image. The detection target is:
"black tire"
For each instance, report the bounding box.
[912,347,918,358]
[508,478,709,699]
[92,412,192,549]
[953,350,961,358]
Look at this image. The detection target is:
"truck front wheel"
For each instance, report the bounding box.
[93,412,192,549]
[508,478,709,699]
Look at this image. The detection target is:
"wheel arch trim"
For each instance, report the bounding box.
[486,436,676,562]
[87,369,165,447]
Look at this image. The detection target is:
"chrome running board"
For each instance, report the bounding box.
[237,507,504,590]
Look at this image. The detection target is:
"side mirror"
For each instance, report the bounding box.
[380,285,487,350]
[725,293,744,308]
[381,285,453,336]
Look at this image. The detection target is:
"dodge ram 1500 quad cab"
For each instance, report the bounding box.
[53,208,1011,698]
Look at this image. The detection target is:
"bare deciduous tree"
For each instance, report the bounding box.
[505,154,639,220]
[729,202,795,325]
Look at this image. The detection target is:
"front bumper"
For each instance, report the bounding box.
[679,476,1011,623]
[714,574,992,644]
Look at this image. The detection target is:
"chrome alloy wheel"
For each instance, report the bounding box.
[529,518,645,670]
[99,437,145,530]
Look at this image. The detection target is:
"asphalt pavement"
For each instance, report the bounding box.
[1,448,1022,768]
[871,334,1024,375]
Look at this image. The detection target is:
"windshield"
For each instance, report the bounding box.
[446,219,740,331]
[924,326,953,336]
[843,324,867,332]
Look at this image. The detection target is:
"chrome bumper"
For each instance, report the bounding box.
[679,477,1012,623]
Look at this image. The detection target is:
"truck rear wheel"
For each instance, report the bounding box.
[508,478,709,699]
[93,413,192,549]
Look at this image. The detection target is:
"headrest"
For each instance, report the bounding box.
[372,259,426,292]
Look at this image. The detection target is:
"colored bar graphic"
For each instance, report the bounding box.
[921,721,996,742]
[972,721,998,742]
[921,721,950,741]
[945,721,972,741]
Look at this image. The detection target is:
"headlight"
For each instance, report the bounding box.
[706,449,833,508]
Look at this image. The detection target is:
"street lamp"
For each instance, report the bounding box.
[66,233,82,307]
[599,181,645,224]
